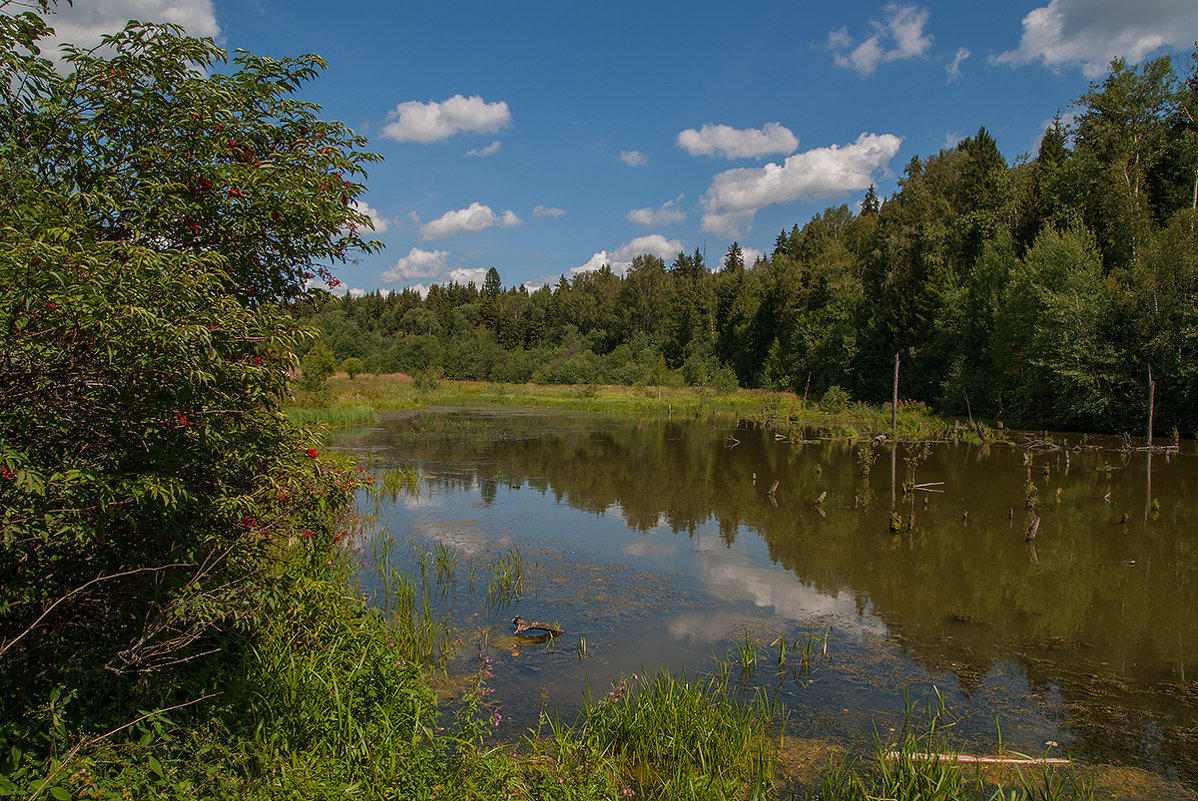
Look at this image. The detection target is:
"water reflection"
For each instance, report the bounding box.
[333,408,1198,789]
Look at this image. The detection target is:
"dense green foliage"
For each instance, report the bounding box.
[0,2,1153,796]
[298,49,1198,434]
[0,6,799,799]
[0,5,409,797]
[1,0,379,694]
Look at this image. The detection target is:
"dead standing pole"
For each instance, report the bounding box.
[1146,366,1156,524]
[890,353,900,510]
[1146,366,1155,448]
[892,352,900,432]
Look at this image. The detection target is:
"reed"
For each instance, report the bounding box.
[821,688,1094,801]
[736,627,758,671]
[771,630,788,671]
[794,626,832,674]
[378,466,421,500]
[311,375,965,438]
[433,541,457,586]
[283,404,375,427]
[484,548,525,610]
[571,669,777,799]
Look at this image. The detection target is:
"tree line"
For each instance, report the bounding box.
[297,49,1198,435]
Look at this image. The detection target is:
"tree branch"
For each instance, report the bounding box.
[0,562,193,661]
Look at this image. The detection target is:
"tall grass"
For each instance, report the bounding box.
[538,670,778,800]
[284,404,375,427]
[484,548,525,610]
[821,688,1094,801]
[378,466,421,500]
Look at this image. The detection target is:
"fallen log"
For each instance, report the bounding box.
[884,752,1070,767]
[511,616,563,637]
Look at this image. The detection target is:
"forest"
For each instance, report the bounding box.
[297,48,1198,436]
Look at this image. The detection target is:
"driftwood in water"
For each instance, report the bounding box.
[1025,515,1041,542]
[511,616,562,637]
[768,480,779,496]
[885,752,1070,767]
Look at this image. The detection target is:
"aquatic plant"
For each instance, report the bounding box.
[484,548,525,611]
[434,541,457,586]
[573,670,777,798]
[283,404,376,428]
[379,466,421,499]
[795,627,832,675]
[736,627,758,671]
[821,688,1094,801]
[771,630,789,671]
[857,442,879,476]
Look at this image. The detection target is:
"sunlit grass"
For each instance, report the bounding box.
[528,669,778,800]
[821,689,1094,801]
[284,404,375,427]
[299,374,979,441]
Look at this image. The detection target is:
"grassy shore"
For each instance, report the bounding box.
[12,461,1108,800]
[287,372,990,443]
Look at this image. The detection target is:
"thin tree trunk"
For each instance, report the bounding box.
[892,352,900,431]
[1146,366,1155,447]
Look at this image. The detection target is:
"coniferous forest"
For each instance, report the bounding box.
[297,49,1198,436]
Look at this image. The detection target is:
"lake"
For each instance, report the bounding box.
[331,407,1198,795]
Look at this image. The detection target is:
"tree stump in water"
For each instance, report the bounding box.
[511,616,563,637]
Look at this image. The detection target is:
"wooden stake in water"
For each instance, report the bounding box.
[892,352,900,431]
[1147,365,1155,447]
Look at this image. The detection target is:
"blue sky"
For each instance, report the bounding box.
[41,1,1198,296]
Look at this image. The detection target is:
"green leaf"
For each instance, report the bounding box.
[147,754,164,778]
[48,787,70,801]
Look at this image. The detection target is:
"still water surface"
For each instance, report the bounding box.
[331,407,1198,791]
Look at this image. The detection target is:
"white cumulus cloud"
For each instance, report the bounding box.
[38,0,219,58]
[619,150,648,167]
[380,247,450,284]
[418,202,521,241]
[465,140,502,158]
[992,0,1198,78]
[627,195,686,227]
[533,205,567,218]
[613,235,683,264]
[571,251,611,275]
[721,246,765,268]
[677,122,799,159]
[573,235,684,276]
[830,4,933,77]
[946,46,970,82]
[699,132,903,238]
[382,94,511,143]
[449,267,489,285]
[351,201,388,233]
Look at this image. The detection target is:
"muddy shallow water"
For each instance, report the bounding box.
[331,407,1198,795]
